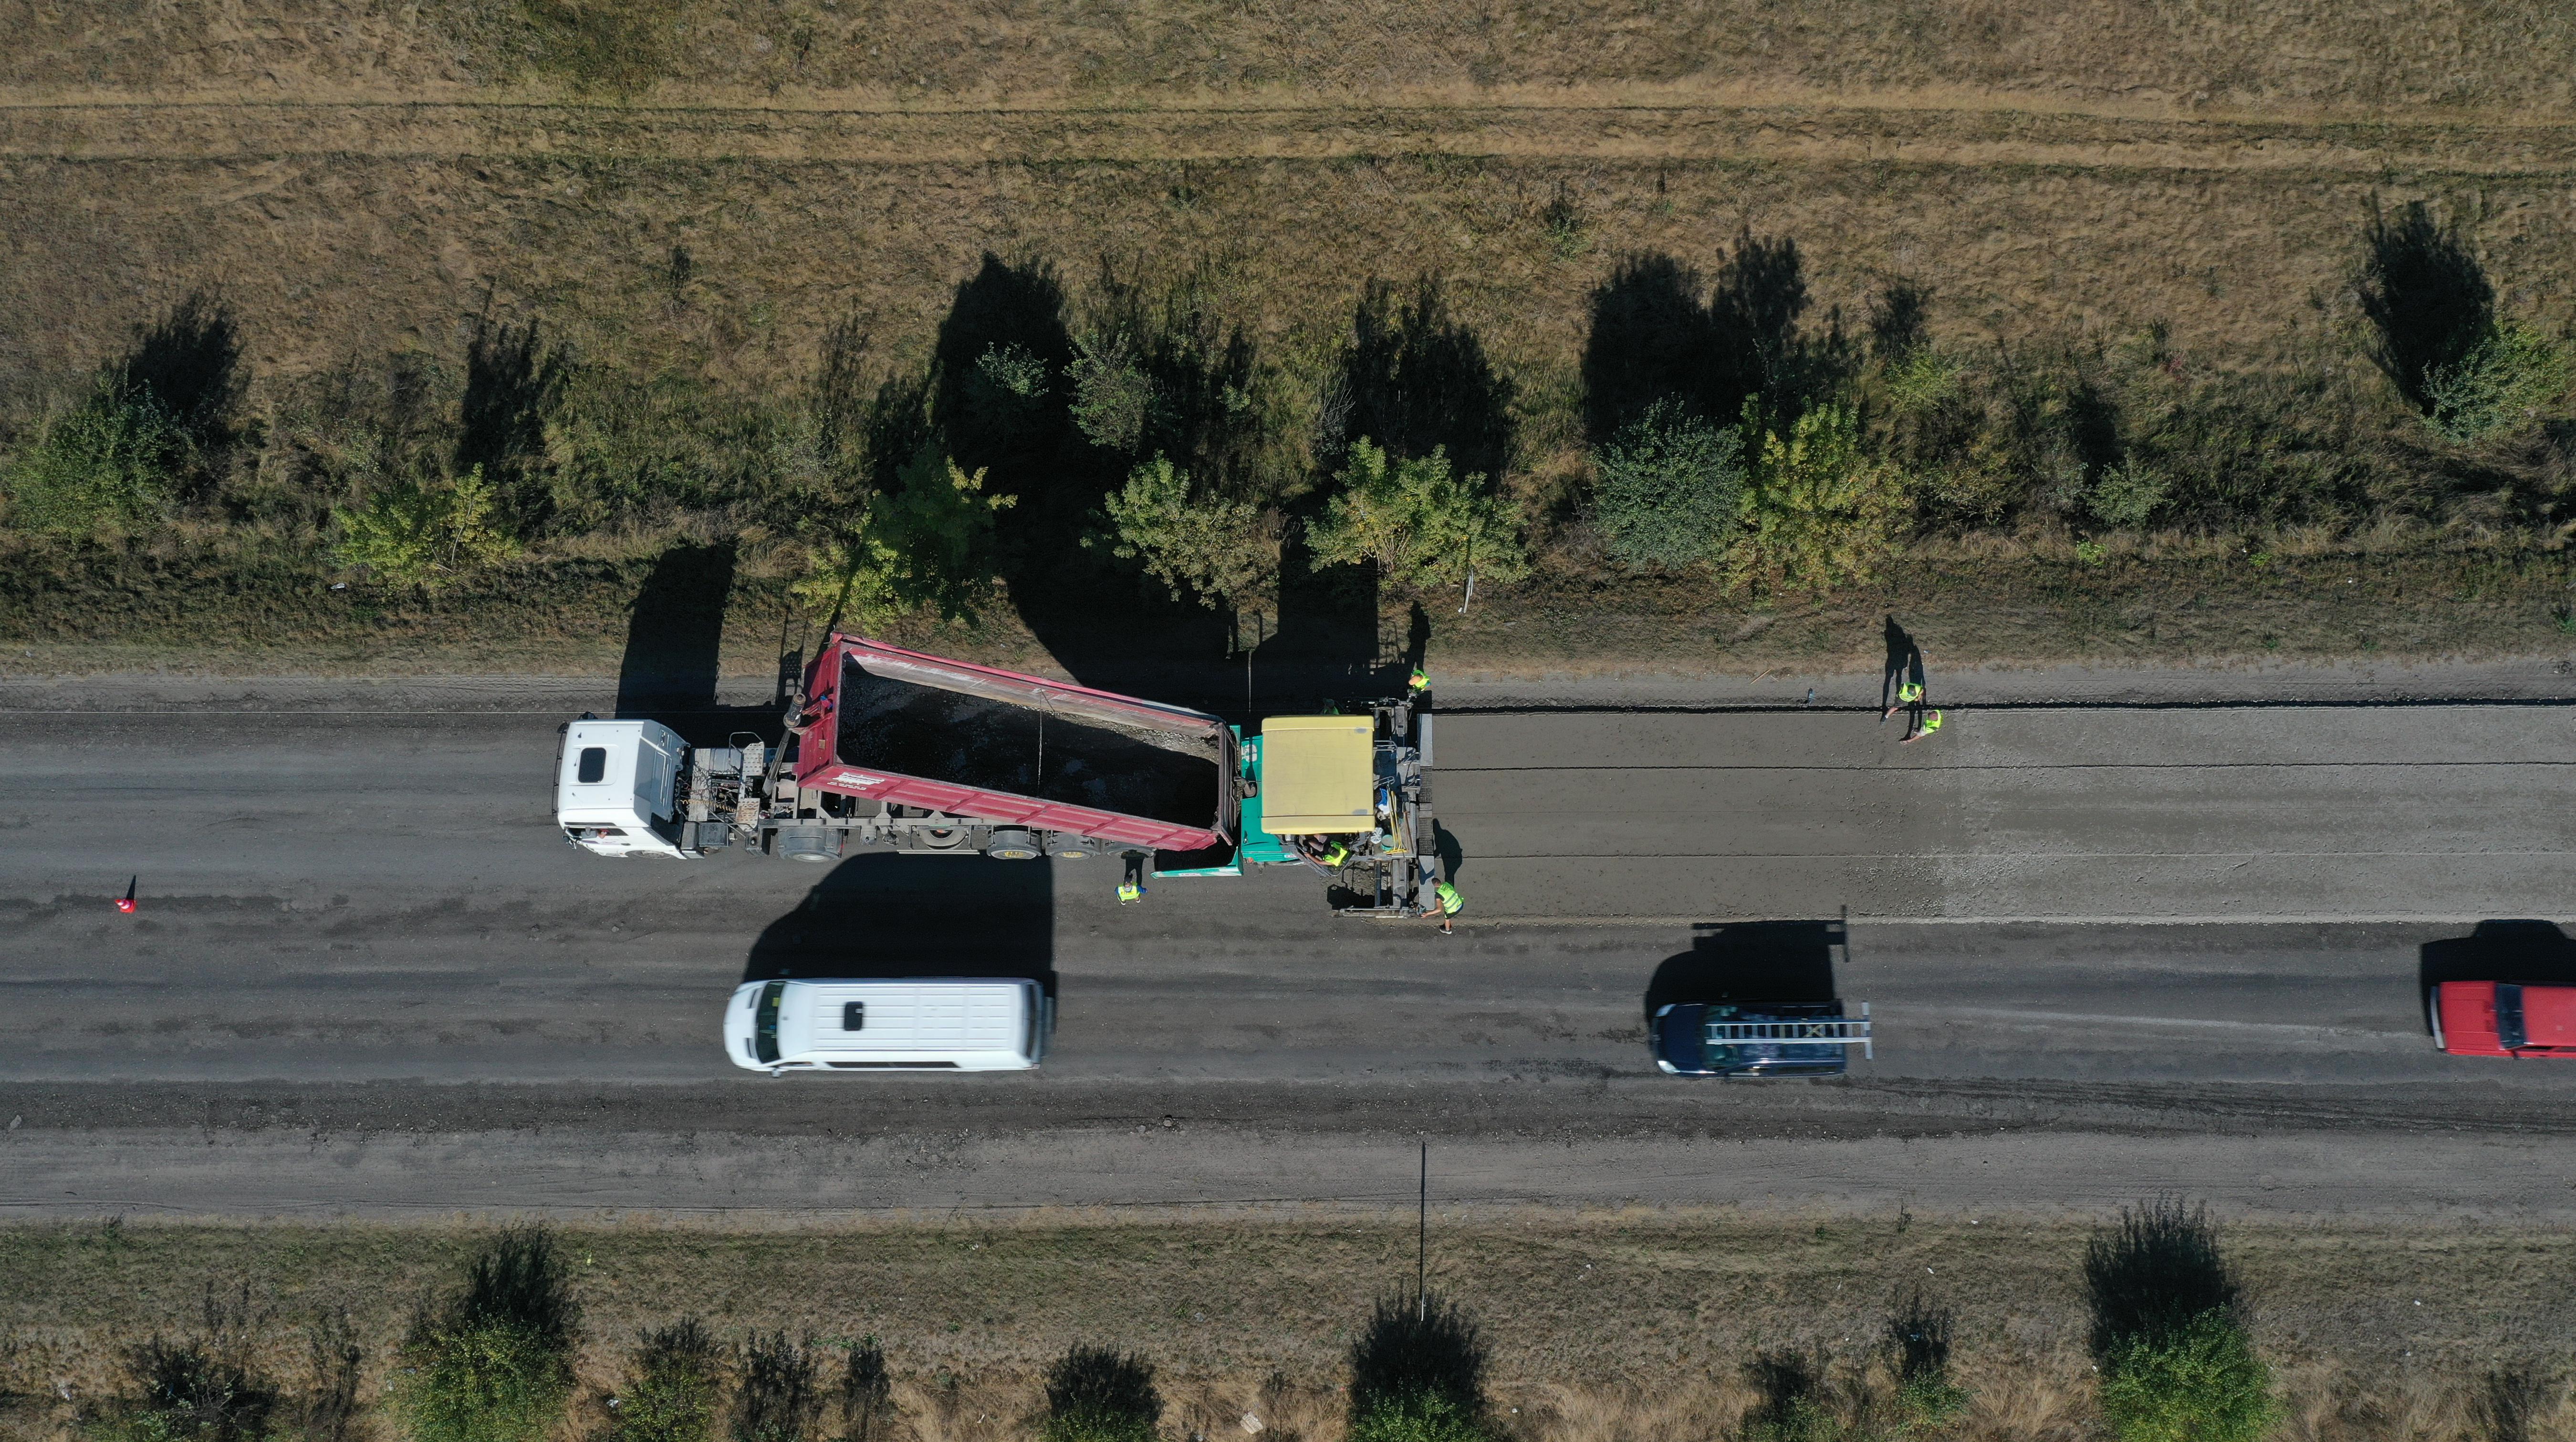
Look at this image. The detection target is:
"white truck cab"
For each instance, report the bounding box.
[557,719,690,858]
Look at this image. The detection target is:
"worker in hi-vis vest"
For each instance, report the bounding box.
[1903,708,1946,745]
[1424,880,1463,935]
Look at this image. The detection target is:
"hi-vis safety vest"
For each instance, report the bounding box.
[1117,882,1143,902]
[1408,667,1430,694]
[1898,681,1924,703]
[1320,842,1351,867]
[1435,882,1463,914]
[1919,709,1944,733]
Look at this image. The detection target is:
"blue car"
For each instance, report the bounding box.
[1651,1001,1873,1077]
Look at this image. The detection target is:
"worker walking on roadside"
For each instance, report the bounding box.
[1903,708,1946,745]
[1117,851,1148,903]
[1408,665,1430,698]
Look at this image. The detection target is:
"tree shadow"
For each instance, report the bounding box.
[457,315,569,522]
[1582,232,1843,443]
[2357,199,2494,413]
[1867,279,1933,360]
[1332,276,1515,483]
[1743,1350,1830,1434]
[116,293,242,443]
[741,852,1055,997]
[931,252,1080,500]
[1644,919,1844,1020]
[2418,920,2576,1027]
[1247,537,1379,714]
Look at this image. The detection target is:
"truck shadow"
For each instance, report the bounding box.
[1644,919,1844,1021]
[741,853,1056,998]
[613,539,794,747]
[2418,920,2576,1031]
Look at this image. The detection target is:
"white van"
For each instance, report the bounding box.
[726,978,1051,1073]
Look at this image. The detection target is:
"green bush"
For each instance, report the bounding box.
[1306,438,1528,600]
[2095,1312,2274,1442]
[2083,460,2169,529]
[1040,1346,1159,1442]
[395,1321,574,1442]
[1345,1395,1487,1442]
[790,445,1015,625]
[332,464,518,588]
[733,1334,824,1442]
[392,1226,582,1442]
[3,386,188,537]
[1093,455,1280,612]
[1729,401,1906,595]
[1347,1293,1485,1424]
[2425,323,2576,443]
[1589,399,1746,571]
[835,1338,891,1442]
[92,1338,279,1442]
[605,1319,724,1442]
[1886,1291,1967,1430]
[1067,339,1156,454]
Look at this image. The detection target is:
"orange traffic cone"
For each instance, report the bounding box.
[113,877,136,914]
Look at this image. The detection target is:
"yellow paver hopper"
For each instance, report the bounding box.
[1256,715,1377,835]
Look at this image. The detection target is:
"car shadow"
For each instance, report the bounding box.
[741,852,1057,999]
[1644,919,1846,1021]
[2417,920,2576,1032]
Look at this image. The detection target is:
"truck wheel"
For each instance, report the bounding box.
[985,828,1042,861]
[777,827,841,863]
[1044,834,1096,859]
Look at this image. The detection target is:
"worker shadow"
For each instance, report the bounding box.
[1880,616,1924,714]
[1643,919,1844,1021]
[613,540,795,747]
[740,853,1057,997]
[2417,920,2576,1032]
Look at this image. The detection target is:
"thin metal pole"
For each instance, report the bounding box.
[1416,1141,1428,1317]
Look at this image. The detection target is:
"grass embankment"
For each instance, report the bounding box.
[3,1213,2573,1442]
[3,4,2573,673]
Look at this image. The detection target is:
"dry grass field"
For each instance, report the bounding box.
[5,1212,2576,1442]
[0,2,2572,671]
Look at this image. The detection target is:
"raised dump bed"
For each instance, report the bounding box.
[792,635,1234,852]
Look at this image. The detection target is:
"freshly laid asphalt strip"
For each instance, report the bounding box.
[1,675,2572,1217]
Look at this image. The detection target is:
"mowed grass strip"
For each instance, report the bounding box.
[1,1215,2572,1442]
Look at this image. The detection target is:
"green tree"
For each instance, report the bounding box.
[1066,339,1155,454]
[1728,401,1905,595]
[2085,1201,2273,1442]
[603,1320,724,1442]
[332,464,518,588]
[791,445,1015,626]
[1306,438,1528,600]
[1093,456,1281,612]
[2095,1312,2274,1442]
[1346,1294,1489,1442]
[2,385,188,538]
[1589,399,1746,571]
[2425,322,2576,443]
[391,1227,581,1442]
[1040,1346,1160,1442]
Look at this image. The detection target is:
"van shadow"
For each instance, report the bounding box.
[613,540,793,747]
[1644,919,1845,1021]
[2418,920,2576,1027]
[741,853,1056,996]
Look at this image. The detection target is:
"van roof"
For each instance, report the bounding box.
[776,979,1032,1061]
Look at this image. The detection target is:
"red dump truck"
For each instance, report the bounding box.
[555,632,1439,911]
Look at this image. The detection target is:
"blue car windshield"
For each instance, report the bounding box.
[1657,1008,1707,1071]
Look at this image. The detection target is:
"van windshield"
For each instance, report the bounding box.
[754,981,786,1064]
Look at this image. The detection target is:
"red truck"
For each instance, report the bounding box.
[555,632,1439,910]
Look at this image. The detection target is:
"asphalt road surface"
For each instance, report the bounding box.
[4,672,2575,1219]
